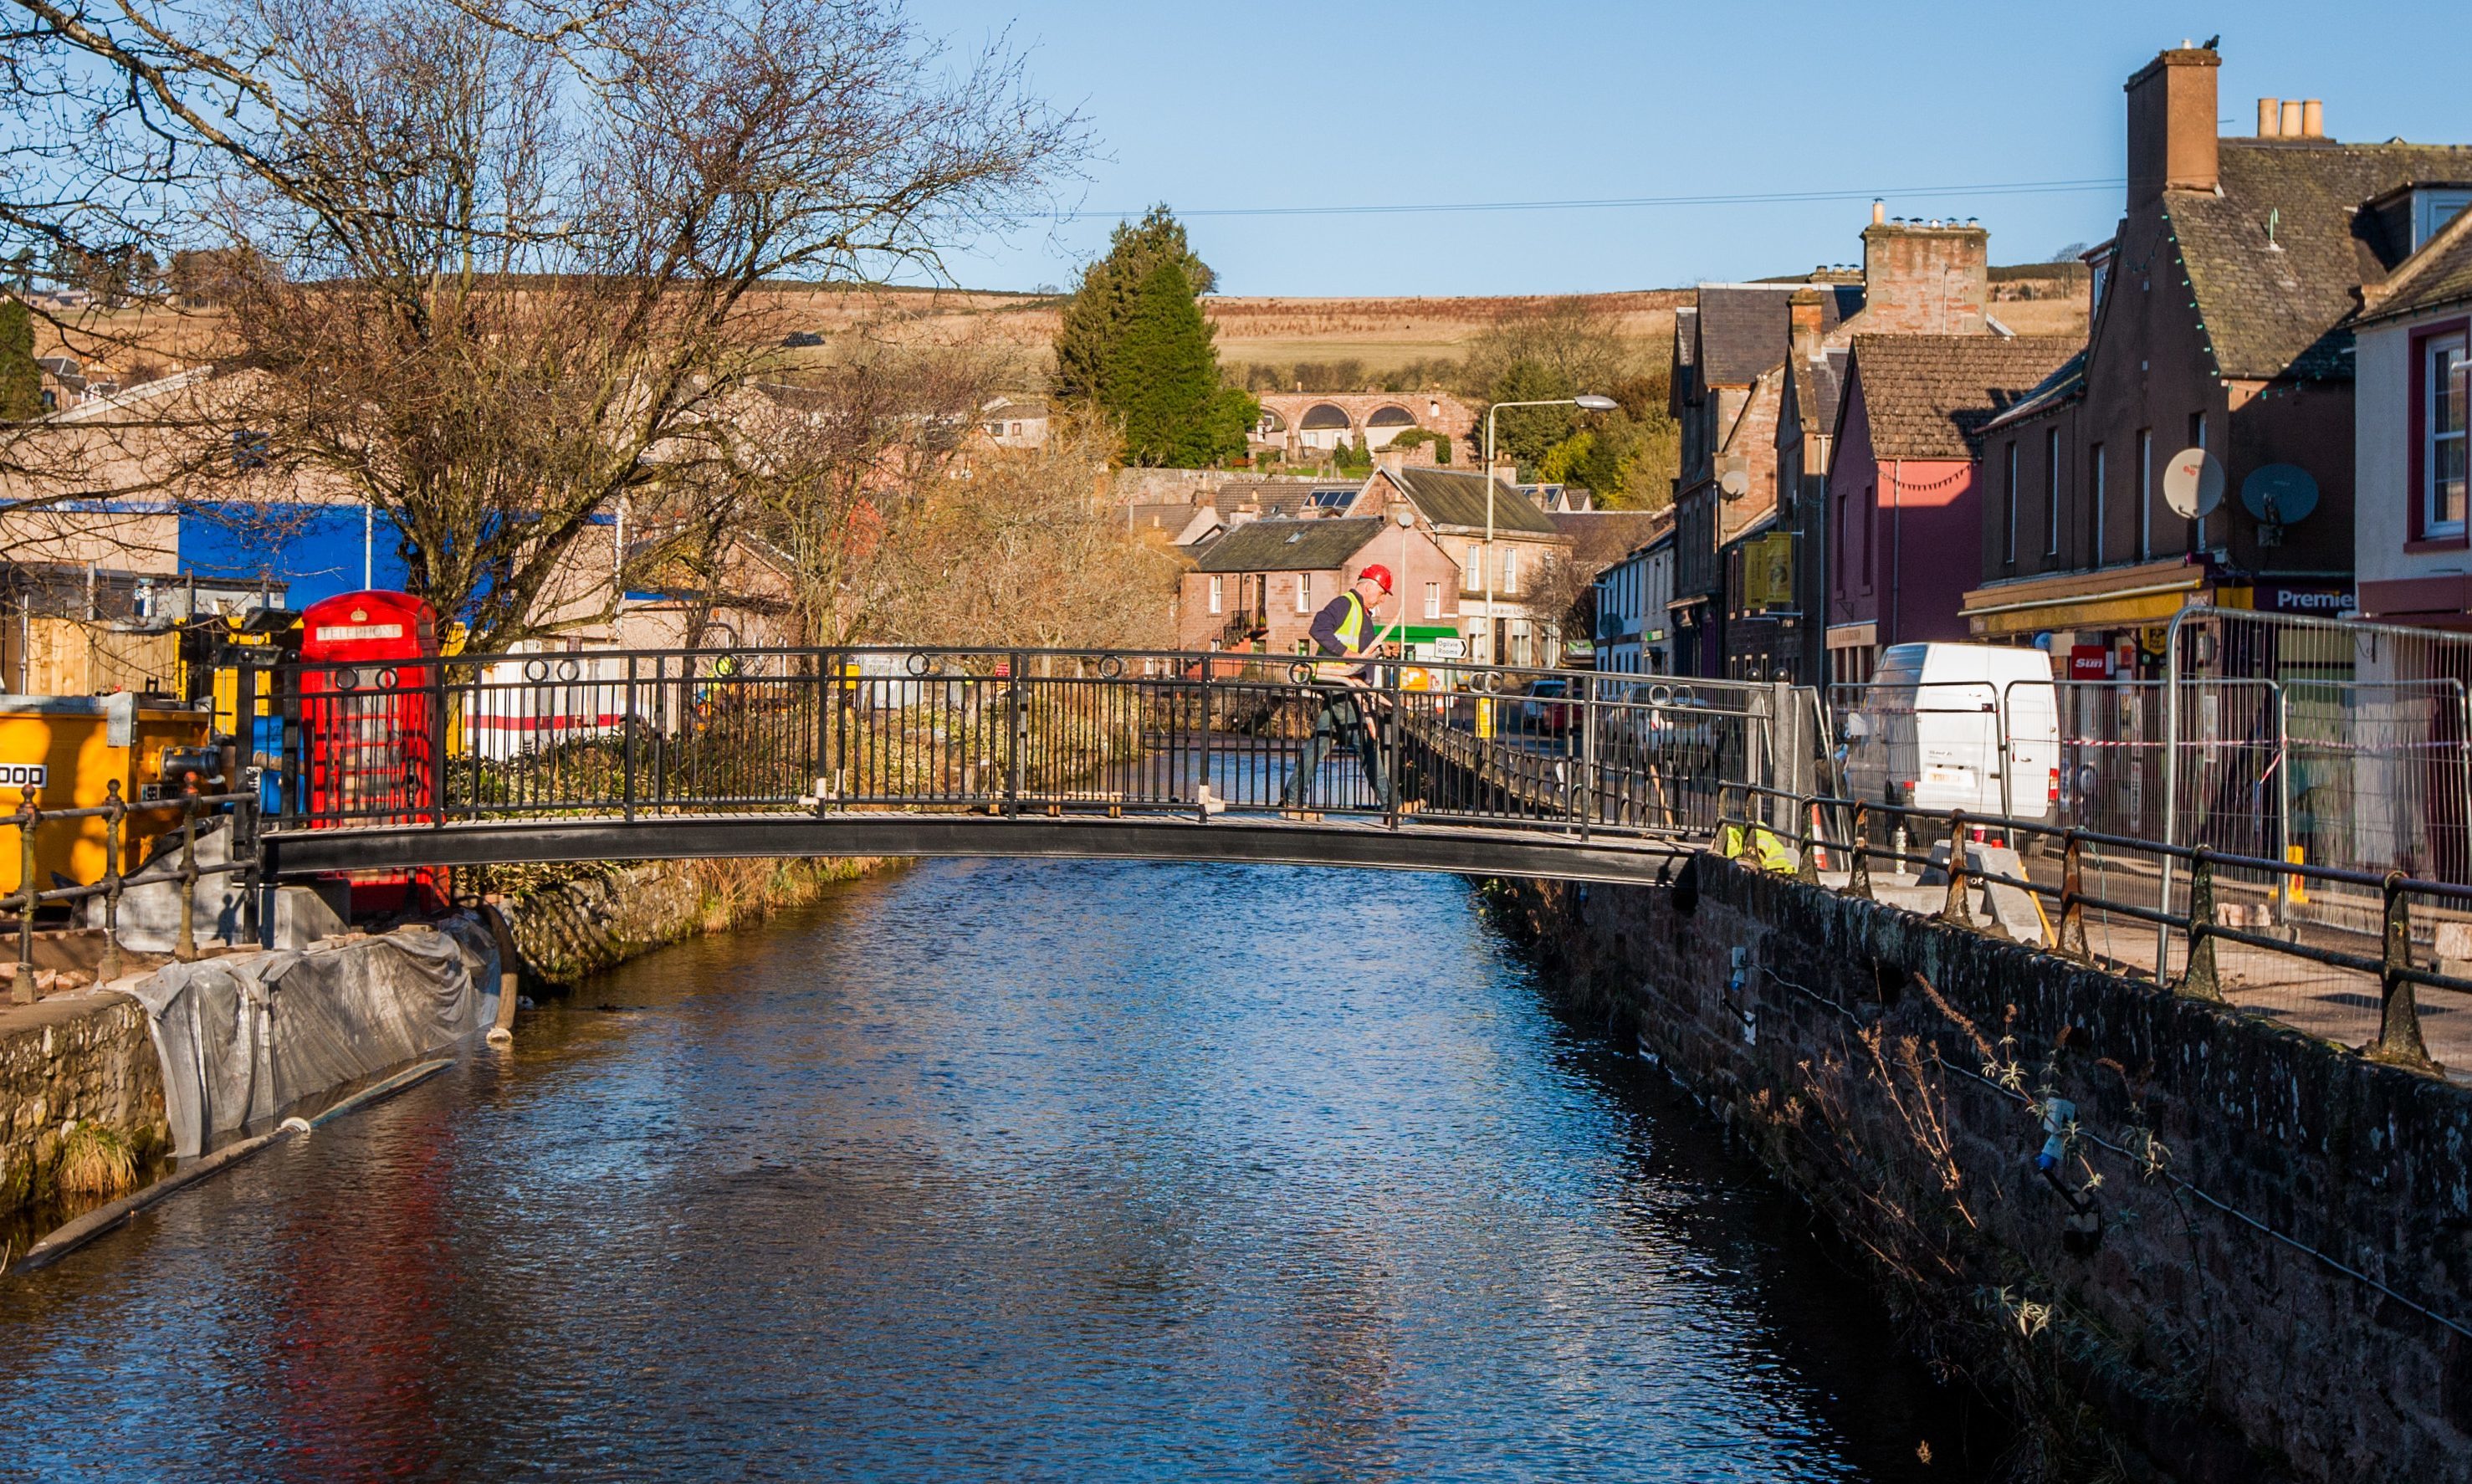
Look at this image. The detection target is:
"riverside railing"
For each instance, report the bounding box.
[265,646,1814,847]
[1,781,264,1000]
[1716,783,2471,1073]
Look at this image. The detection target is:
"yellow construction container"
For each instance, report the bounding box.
[0,694,218,897]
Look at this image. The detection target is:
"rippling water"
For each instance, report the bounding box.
[0,860,1997,1481]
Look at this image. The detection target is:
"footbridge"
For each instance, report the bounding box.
[251,647,1818,888]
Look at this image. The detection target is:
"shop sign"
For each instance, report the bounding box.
[2067,645,2111,681]
[2250,582,2355,616]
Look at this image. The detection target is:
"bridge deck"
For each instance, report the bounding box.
[261,811,1702,887]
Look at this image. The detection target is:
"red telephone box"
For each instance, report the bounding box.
[298,591,442,912]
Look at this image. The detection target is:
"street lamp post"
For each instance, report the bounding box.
[1480,394,1619,666]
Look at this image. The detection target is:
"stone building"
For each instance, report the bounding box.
[1177,515,1461,657]
[1820,335,2080,683]
[1338,458,1574,668]
[2351,182,2472,627]
[1957,43,2472,668]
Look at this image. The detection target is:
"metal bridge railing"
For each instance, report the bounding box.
[1716,783,2469,1075]
[259,645,1813,849]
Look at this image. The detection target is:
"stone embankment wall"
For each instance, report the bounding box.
[494,857,890,988]
[0,993,168,1215]
[1496,857,2472,1484]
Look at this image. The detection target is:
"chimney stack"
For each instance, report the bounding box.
[1375,448,1407,474]
[2257,97,2281,136]
[1789,287,1824,362]
[2124,46,2220,207]
[2301,99,2324,138]
[1858,218,1990,335]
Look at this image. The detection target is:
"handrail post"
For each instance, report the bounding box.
[1794,791,1819,883]
[2373,872,2436,1071]
[97,780,125,982]
[2181,847,2223,1000]
[1849,801,1873,898]
[2056,829,2088,961]
[1385,649,1404,831]
[1196,654,1214,823]
[176,785,199,963]
[13,789,37,1003]
[625,653,640,822]
[1938,810,1973,927]
[1578,672,1597,842]
[1006,650,1026,818]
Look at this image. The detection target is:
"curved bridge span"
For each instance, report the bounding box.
[253,645,1815,886]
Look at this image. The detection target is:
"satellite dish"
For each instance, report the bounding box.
[1717,467,1750,499]
[2160,448,2224,519]
[2241,464,2319,526]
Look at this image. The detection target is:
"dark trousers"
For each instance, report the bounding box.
[1282,685,1389,809]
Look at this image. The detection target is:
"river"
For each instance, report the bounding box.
[0,860,2000,1481]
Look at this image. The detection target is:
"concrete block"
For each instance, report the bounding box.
[1922,842,2047,947]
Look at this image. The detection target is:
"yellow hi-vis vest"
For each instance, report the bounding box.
[1313,592,1371,682]
[1719,821,1801,873]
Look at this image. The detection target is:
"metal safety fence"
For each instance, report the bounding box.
[0,784,262,995]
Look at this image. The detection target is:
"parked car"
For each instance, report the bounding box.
[1520,675,1576,734]
[1839,642,2060,821]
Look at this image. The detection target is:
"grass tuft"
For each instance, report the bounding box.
[56,1123,138,1199]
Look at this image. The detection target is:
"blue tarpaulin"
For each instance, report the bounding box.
[178,503,409,608]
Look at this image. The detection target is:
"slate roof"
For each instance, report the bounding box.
[1380,467,1560,535]
[1694,284,1861,387]
[2361,205,2472,324]
[1847,335,2083,460]
[1192,517,1383,573]
[2171,139,2472,381]
[1979,349,2087,434]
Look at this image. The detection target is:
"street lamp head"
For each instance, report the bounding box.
[1573,393,1620,412]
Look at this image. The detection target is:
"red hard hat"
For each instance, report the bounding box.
[1358,563,1394,593]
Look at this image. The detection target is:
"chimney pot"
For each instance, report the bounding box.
[1871,198,1886,225]
[2301,99,2324,138]
[2257,97,2281,136]
[2280,100,2304,137]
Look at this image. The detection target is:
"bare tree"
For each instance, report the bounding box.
[3,0,1081,647]
[866,420,1177,651]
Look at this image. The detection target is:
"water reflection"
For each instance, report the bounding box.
[0,859,1994,1481]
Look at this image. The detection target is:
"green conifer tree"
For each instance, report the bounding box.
[1052,204,1216,406]
[1108,258,1254,468]
[0,299,43,421]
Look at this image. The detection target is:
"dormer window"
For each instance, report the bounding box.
[2413,189,2472,252]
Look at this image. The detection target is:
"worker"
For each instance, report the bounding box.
[1280,564,1402,815]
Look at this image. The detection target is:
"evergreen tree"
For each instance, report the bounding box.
[1052,204,1216,405]
[0,299,43,421]
[1108,258,1253,468]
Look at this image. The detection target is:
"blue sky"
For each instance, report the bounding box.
[908,1,2467,295]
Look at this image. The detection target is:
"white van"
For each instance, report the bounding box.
[1840,642,2059,821]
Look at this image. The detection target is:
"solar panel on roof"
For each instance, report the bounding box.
[1310,489,1354,509]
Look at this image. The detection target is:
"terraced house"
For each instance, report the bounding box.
[1958,43,2472,666]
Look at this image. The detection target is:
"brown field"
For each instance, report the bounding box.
[31,271,2086,387]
